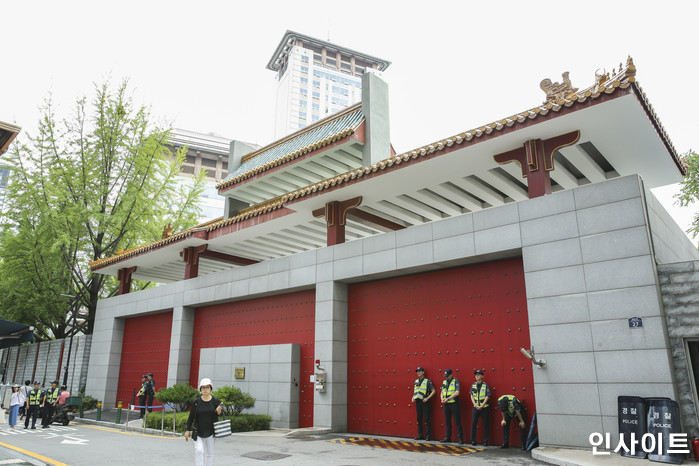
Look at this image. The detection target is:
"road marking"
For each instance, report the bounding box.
[77,424,180,439]
[0,441,69,466]
[59,435,89,445]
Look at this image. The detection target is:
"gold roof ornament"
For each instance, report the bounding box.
[540,71,578,103]
[162,223,173,239]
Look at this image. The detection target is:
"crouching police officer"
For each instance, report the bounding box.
[411,366,435,440]
[497,394,526,450]
[24,381,42,429]
[42,380,60,428]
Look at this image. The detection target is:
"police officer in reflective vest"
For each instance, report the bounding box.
[470,369,491,446]
[146,373,155,413]
[411,366,435,440]
[42,380,60,428]
[24,381,42,429]
[440,369,463,444]
[497,394,526,450]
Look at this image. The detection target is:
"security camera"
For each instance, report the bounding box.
[520,346,546,368]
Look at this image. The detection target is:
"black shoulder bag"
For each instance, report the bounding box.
[191,399,199,441]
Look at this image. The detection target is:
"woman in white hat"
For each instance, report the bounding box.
[185,378,223,466]
[9,384,22,428]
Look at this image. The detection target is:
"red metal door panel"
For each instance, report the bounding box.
[348,259,534,444]
[116,311,173,408]
[191,290,315,427]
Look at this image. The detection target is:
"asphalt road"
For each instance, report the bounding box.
[0,422,545,465]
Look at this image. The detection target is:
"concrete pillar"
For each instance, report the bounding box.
[167,306,195,387]
[361,72,390,166]
[313,281,348,431]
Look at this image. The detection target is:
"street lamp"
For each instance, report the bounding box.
[60,293,79,388]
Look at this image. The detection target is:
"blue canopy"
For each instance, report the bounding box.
[0,319,33,349]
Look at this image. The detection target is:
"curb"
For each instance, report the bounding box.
[72,418,180,437]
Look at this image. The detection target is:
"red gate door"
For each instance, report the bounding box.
[116,311,173,408]
[191,290,315,427]
[348,258,534,443]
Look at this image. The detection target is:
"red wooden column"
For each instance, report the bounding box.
[180,245,208,279]
[493,130,580,198]
[117,266,137,295]
[312,196,362,246]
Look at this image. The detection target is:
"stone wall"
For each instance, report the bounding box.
[658,260,699,434]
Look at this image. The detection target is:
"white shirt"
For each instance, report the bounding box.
[10,391,22,406]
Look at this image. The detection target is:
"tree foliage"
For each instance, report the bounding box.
[155,383,200,412]
[212,385,256,416]
[0,79,205,337]
[678,150,699,242]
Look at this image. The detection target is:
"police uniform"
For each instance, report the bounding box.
[412,366,435,440]
[42,381,60,428]
[138,375,148,418]
[497,394,526,449]
[146,373,155,413]
[440,369,463,443]
[469,370,491,445]
[24,383,42,429]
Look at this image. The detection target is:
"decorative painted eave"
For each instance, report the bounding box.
[89,200,286,270]
[91,57,682,275]
[273,57,682,203]
[216,103,365,192]
[0,121,21,156]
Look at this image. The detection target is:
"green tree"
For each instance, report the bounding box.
[0,79,205,337]
[678,150,699,242]
[155,383,200,412]
[212,385,256,416]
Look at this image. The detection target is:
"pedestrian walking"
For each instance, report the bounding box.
[497,394,527,450]
[24,381,42,429]
[411,366,435,440]
[42,380,60,428]
[469,369,491,446]
[185,378,224,466]
[8,384,22,428]
[18,380,30,419]
[440,369,463,444]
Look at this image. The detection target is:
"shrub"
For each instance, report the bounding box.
[227,414,272,432]
[155,383,199,412]
[81,395,98,411]
[212,385,255,415]
[144,411,190,433]
[143,412,271,433]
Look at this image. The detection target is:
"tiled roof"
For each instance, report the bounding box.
[277,57,683,203]
[92,58,680,272]
[216,103,364,190]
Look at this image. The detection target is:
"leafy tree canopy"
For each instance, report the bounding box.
[678,150,699,242]
[0,79,205,338]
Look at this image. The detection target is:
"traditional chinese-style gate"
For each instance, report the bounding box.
[190,290,315,428]
[347,258,535,443]
[116,311,173,408]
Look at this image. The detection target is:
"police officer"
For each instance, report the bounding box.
[24,381,42,429]
[440,369,463,444]
[411,366,435,441]
[497,394,526,450]
[470,369,491,446]
[146,373,155,413]
[138,375,148,418]
[42,380,60,428]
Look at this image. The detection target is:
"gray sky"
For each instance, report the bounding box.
[3,0,698,244]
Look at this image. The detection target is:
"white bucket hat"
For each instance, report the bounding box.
[199,378,213,390]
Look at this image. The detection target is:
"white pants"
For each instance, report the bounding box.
[194,435,214,466]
